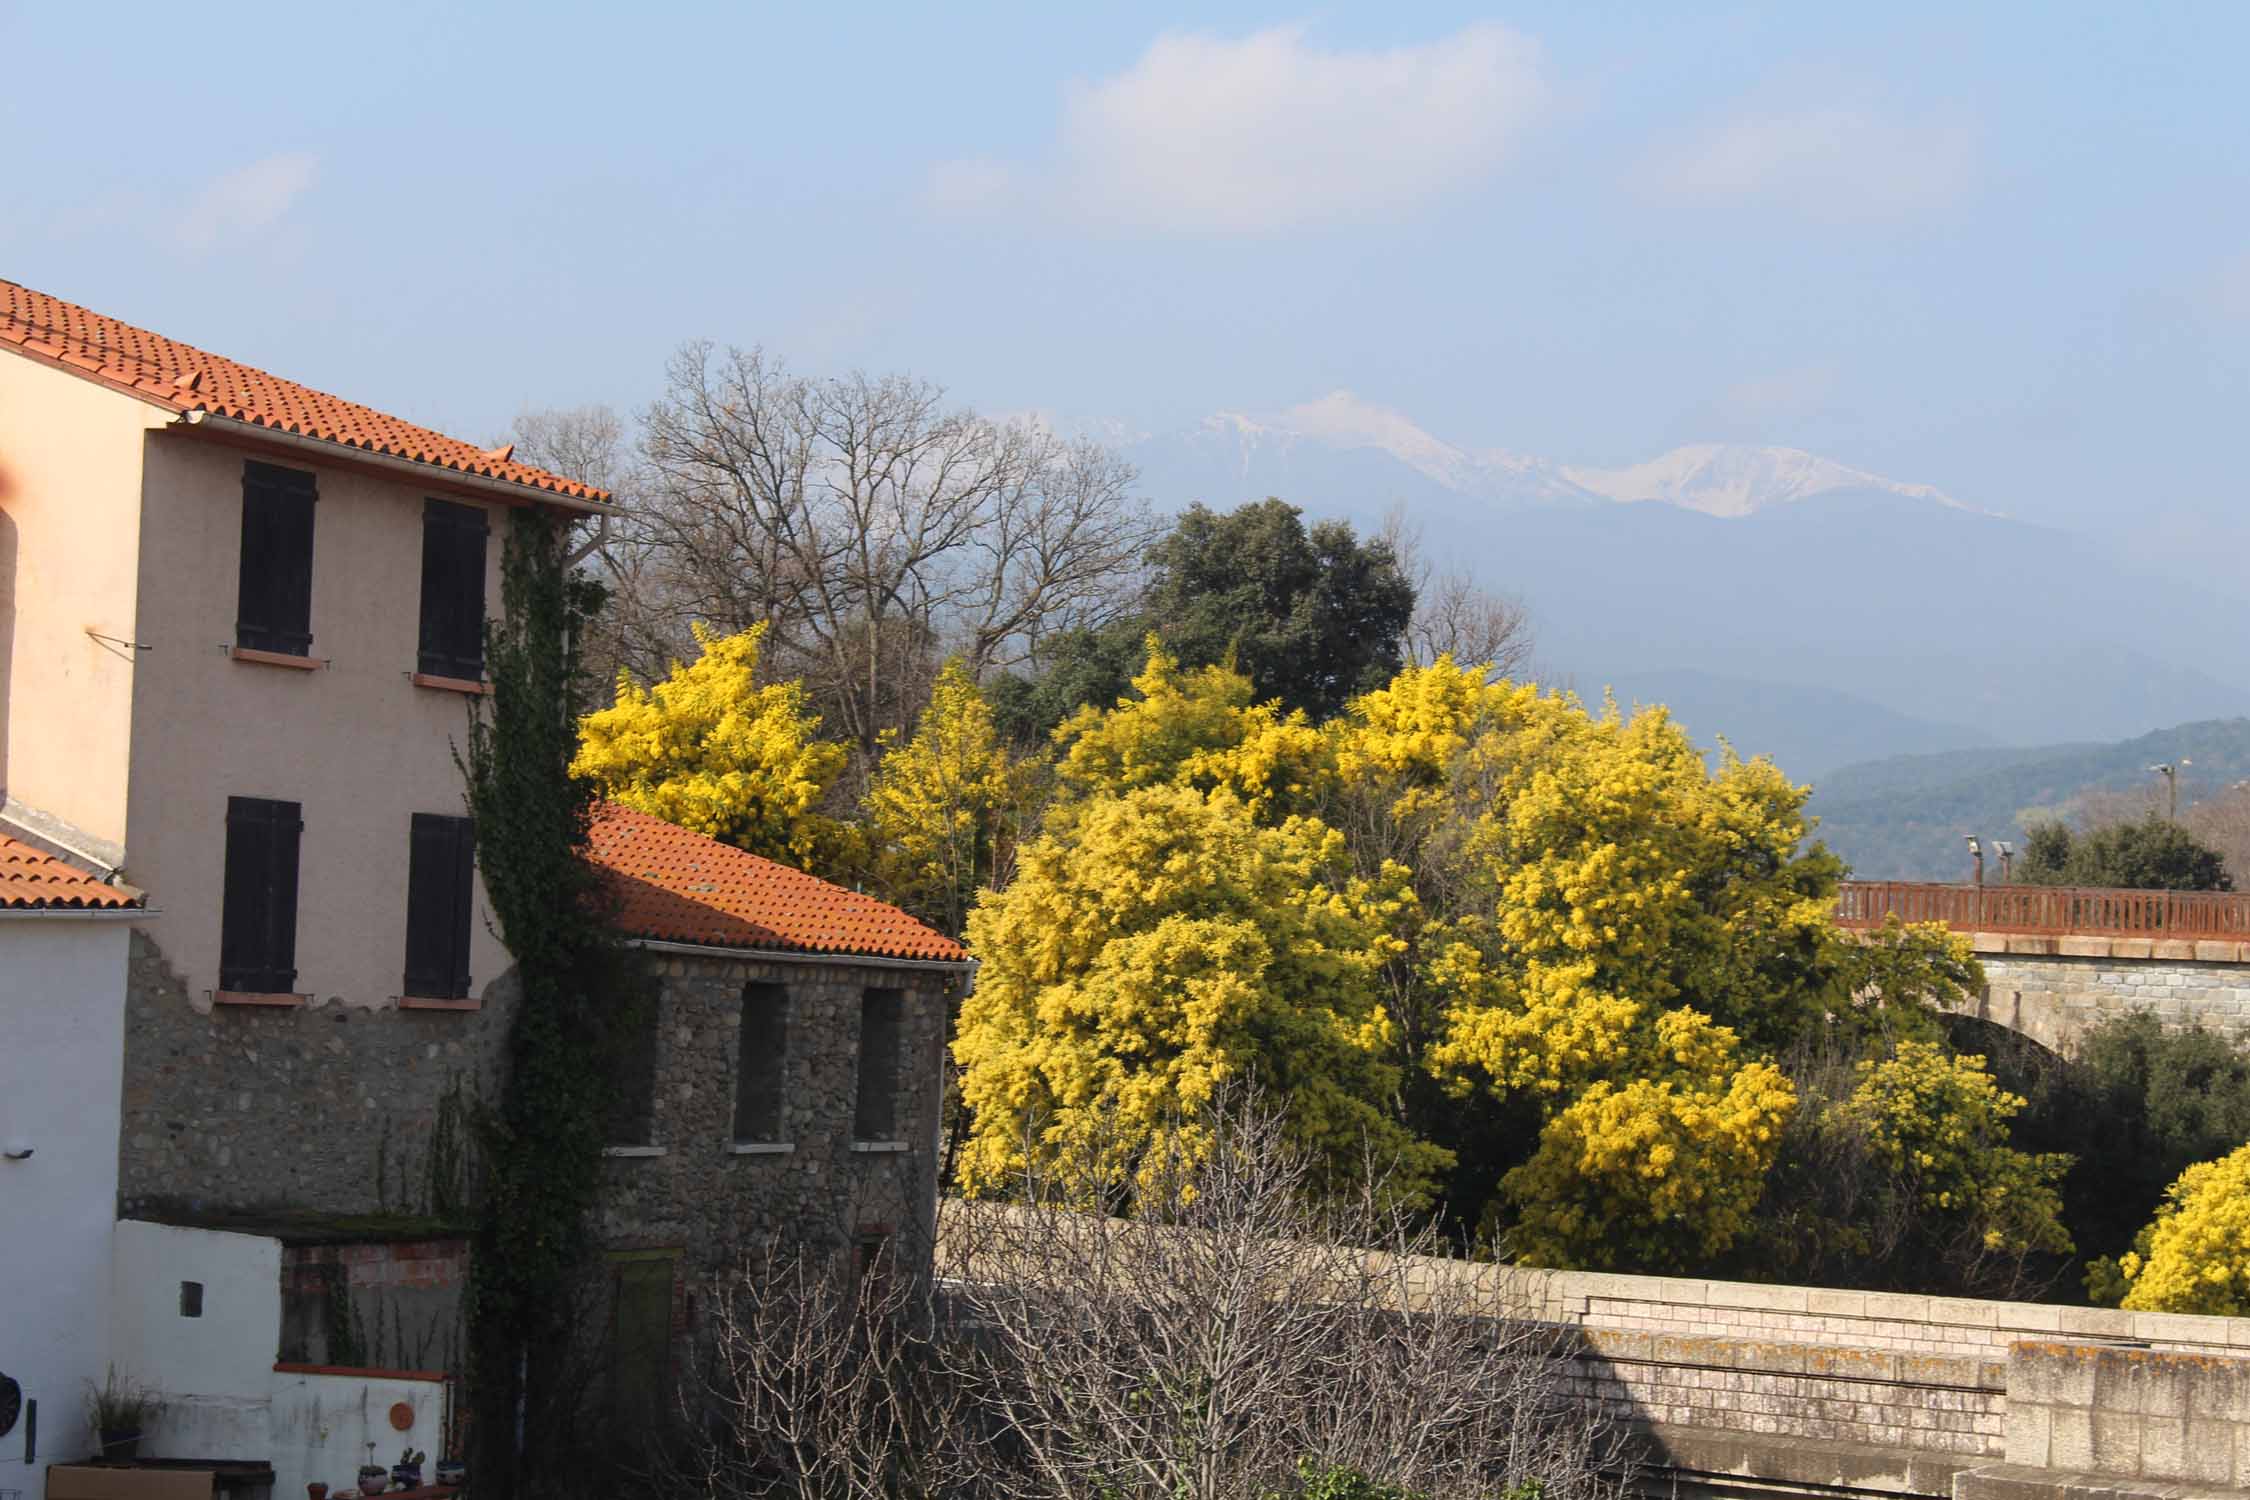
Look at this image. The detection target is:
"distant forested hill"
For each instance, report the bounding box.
[1808,719,2250,878]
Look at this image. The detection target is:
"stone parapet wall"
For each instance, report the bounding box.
[1441,1261,2250,1363]
[2003,1343,2250,1489]
[1558,1328,2005,1460]
[1426,1260,2250,1496]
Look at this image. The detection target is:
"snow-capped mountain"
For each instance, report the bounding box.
[1138,390,1962,518]
[1118,389,2250,787]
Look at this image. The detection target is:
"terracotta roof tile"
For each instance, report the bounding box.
[0,278,609,502]
[0,834,141,910]
[586,803,965,964]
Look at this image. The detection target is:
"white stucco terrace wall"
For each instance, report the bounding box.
[112,1220,281,1460]
[108,1221,444,1499]
[0,913,133,1499]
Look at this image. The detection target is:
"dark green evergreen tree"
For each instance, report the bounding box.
[1142,498,1415,721]
[462,510,648,1495]
[2016,817,2231,891]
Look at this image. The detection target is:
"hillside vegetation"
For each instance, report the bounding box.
[1810,719,2250,879]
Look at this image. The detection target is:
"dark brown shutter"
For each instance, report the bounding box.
[404,814,475,999]
[417,499,489,678]
[854,989,903,1141]
[732,983,788,1142]
[610,1004,662,1147]
[220,796,303,993]
[235,462,316,655]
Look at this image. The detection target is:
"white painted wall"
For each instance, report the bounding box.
[269,1370,444,1500]
[0,915,132,1498]
[110,1221,281,1463]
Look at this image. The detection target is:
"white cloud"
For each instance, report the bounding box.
[1641,105,1974,223]
[178,152,319,252]
[929,23,1547,235]
[921,156,1021,216]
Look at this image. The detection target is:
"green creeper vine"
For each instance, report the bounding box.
[461,508,646,1496]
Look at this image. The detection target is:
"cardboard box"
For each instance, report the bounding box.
[48,1468,225,1500]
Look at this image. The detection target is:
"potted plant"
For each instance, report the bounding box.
[84,1368,159,1461]
[360,1442,390,1496]
[390,1447,425,1491]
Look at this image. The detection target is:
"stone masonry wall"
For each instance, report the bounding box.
[120,929,508,1219]
[1970,951,2250,1054]
[122,928,956,1276]
[595,948,954,1279]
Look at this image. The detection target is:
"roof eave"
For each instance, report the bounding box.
[180,412,622,515]
[627,936,974,974]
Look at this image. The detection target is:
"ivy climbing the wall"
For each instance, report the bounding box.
[461,508,646,1497]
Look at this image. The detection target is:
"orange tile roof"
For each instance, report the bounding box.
[586,803,966,964]
[0,278,609,503]
[0,834,142,910]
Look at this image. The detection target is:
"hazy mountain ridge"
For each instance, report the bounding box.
[1122,398,2250,764]
[1809,719,2250,879]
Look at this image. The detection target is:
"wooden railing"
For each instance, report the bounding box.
[1835,880,2250,940]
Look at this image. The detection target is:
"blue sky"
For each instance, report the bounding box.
[8,2,2249,560]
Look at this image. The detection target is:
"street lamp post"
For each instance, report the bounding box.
[2150,760,2192,822]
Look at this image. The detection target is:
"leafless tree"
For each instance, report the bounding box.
[630,344,1158,754]
[2185,783,2250,887]
[940,1099,1624,1500]
[664,1233,975,1500]
[504,404,693,690]
[1381,506,1534,681]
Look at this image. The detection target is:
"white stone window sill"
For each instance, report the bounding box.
[730,1142,795,1155]
[851,1141,910,1154]
[603,1145,668,1158]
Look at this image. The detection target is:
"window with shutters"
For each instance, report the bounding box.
[235,462,316,656]
[416,499,490,680]
[733,983,788,1143]
[610,1002,662,1148]
[853,989,904,1143]
[403,813,476,1000]
[220,796,303,994]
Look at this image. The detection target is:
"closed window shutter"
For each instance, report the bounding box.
[447,817,477,996]
[236,463,316,655]
[221,797,303,993]
[404,814,476,999]
[733,983,788,1142]
[417,500,489,678]
[854,990,903,1141]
